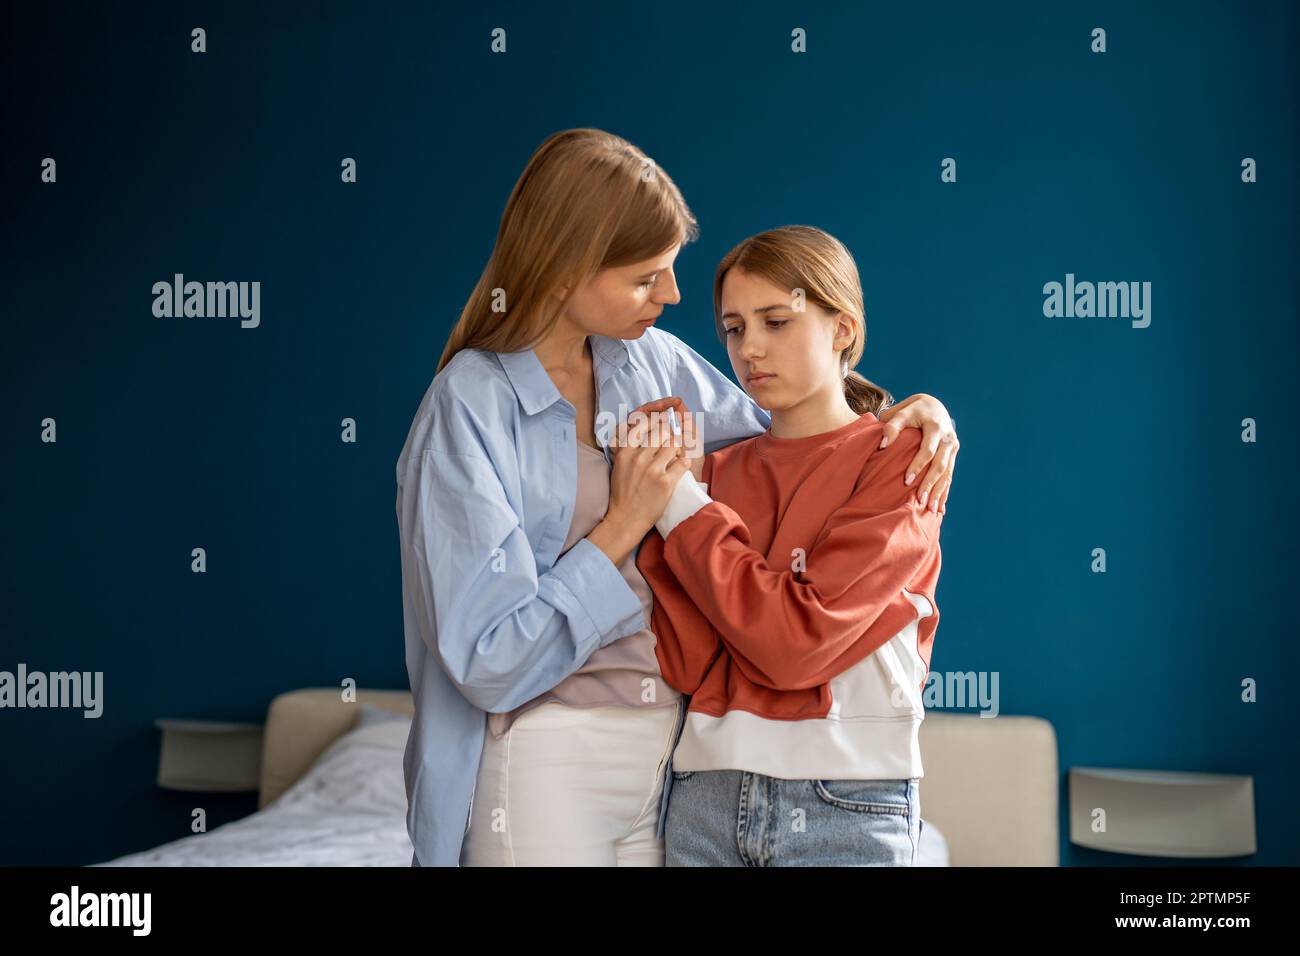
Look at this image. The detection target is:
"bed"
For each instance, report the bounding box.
[96,688,1059,866]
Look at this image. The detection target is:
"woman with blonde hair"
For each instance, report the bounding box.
[395,131,959,866]
[636,225,946,865]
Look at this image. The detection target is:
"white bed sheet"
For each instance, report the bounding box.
[96,718,414,867]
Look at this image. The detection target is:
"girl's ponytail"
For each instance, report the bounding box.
[843,368,893,416]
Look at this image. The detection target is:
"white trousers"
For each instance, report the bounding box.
[460,699,683,866]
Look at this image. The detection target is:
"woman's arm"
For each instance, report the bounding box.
[400,446,648,714]
[662,330,770,454]
[650,428,942,691]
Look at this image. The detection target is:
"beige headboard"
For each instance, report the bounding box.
[259,688,1059,865]
[918,712,1059,865]
[258,687,414,810]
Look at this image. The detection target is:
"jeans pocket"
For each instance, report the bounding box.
[671,770,696,781]
[813,778,912,814]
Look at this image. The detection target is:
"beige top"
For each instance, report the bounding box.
[487,438,683,738]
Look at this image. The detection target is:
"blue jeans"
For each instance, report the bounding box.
[665,769,922,866]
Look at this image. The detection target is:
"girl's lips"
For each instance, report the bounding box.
[747,373,775,385]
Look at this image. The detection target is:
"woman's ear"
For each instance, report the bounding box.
[549,282,572,309]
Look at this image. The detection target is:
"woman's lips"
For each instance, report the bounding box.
[747,373,775,385]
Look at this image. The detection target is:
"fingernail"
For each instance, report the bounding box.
[918,490,928,507]
[880,436,889,448]
[905,472,914,486]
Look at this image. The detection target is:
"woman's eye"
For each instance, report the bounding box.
[639,276,658,289]
[723,326,740,336]
[767,319,789,329]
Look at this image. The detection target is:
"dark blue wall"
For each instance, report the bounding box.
[3,0,1296,866]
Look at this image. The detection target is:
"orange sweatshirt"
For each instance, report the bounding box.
[634,411,943,780]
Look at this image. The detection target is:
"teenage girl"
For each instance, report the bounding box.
[634,225,950,866]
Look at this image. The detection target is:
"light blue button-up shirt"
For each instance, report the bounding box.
[395,326,771,866]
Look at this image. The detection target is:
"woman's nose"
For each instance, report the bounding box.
[655,273,681,305]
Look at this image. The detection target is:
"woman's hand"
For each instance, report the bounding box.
[876,393,959,515]
[613,395,704,480]
[606,402,691,536]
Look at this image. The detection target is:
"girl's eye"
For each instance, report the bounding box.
[724,319,785,335]
[639,276,658,289]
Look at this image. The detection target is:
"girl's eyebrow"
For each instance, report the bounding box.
[721,304,792,320]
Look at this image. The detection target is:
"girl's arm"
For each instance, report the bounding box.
[651,428,942,692]
[634,452,718,693]
[636,532,724,695]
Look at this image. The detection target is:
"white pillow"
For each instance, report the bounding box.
[278,712,412,816]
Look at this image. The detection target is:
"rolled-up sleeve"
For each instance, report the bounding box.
[399,447,646,714]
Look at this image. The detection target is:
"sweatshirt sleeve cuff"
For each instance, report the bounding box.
[656,470,713,538]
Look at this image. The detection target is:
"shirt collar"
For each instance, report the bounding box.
[497,334,635,416]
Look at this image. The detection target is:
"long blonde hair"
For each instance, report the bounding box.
[712,225,893,415]
[437,129,699,374]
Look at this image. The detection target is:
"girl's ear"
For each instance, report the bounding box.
[831,310,857,351]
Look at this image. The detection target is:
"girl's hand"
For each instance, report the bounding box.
[666,397,705,481]
[876,393,959,515]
